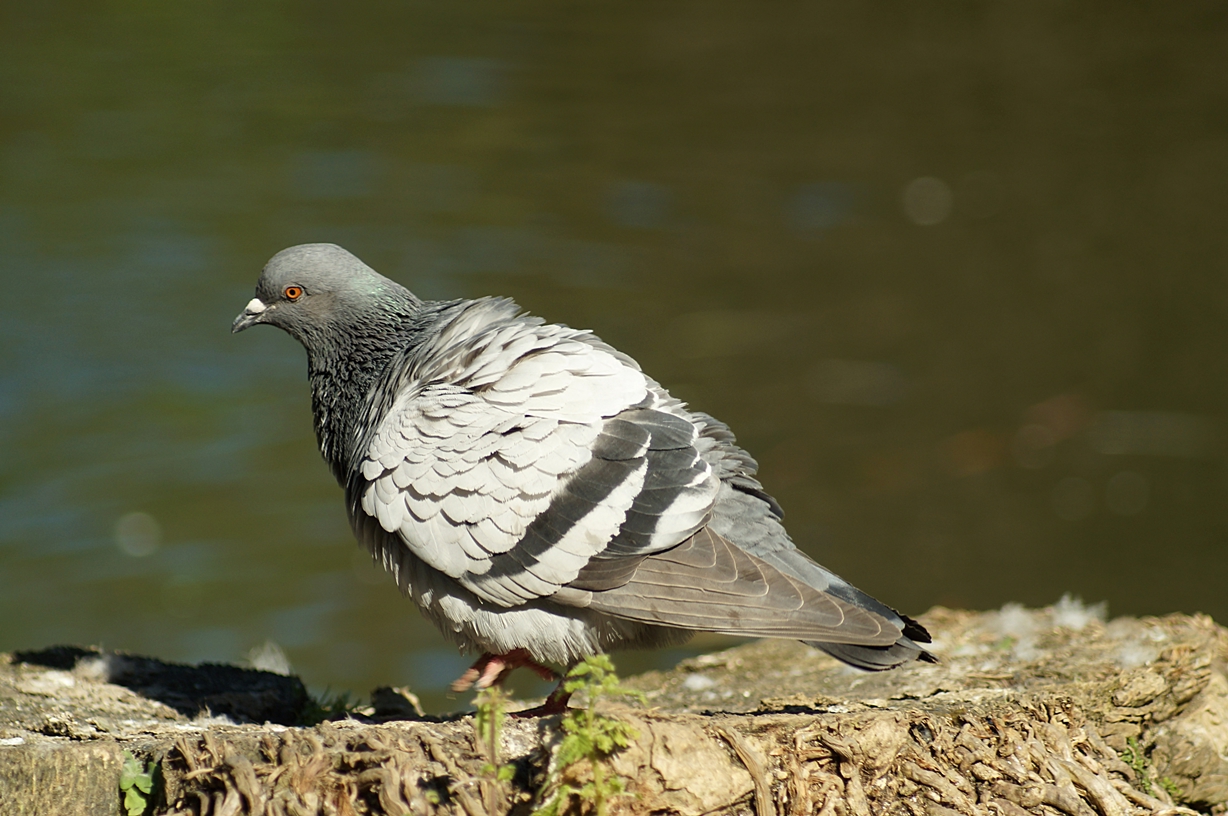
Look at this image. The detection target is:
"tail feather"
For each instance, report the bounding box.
[810,637,937,671]
[810,607,935,670]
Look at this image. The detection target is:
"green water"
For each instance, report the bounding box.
[2,3,1226,712]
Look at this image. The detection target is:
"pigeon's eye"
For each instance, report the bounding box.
[284,286,304,301]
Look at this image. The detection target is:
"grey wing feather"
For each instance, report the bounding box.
[584,527,902,645]
[578,408,932,661]
[350,302,929,665]
[351,309,709,609]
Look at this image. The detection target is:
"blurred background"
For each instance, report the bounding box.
[2,3,1227,712]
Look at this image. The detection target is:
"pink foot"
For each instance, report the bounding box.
[450,648,559,693]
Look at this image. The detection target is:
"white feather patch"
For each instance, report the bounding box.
[354,313,663,602]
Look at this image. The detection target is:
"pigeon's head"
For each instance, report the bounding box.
[232,243,415,345]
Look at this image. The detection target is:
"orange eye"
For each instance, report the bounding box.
[284,286,303,301]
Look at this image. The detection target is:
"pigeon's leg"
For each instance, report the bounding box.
[510,680,573,718]
[451,649,558,693]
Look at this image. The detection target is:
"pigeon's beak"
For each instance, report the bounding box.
[232,298,268,333]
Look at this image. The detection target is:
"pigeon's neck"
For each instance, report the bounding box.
[305,296,527,484]
[305,312,420,483]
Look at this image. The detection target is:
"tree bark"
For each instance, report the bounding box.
[2,606,1225,816]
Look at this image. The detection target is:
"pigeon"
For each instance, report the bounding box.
[233,243,933,713]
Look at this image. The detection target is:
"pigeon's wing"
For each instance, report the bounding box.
[574,411,915,649]
[356,311,915,649]
[578,527,903,646]
[353,323,719,608]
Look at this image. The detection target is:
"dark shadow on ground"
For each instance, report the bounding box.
[12,645,309,725]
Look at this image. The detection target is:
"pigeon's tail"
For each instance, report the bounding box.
[583,528,936,665]
[810,626,938,670]
[749,547,937,670]
[809,608,937,670]
[811,642,923,670]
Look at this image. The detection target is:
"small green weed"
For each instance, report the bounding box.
[1115,739,1184,803]
[474,685,519,814]
[1121,736,1152,795]
[475,685,517,784]
[533,655,645,816]
[1159,776,1183,801]
[119,750,156,816]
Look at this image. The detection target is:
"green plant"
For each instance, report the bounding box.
[475,685,516,784]
[1121,736,1152,795]
[119,750,157,816]
[1159,777,1183,801]
[473,686,517,815]
[533,655,644,816]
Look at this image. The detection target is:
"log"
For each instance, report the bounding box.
[2,604,1226,815]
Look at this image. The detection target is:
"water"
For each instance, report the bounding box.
[2,3,1226,712]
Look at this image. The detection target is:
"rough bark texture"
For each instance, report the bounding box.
[2,604,1227,816]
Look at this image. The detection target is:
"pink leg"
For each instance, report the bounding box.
[450,648,559,693]
[509,681,573,718]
